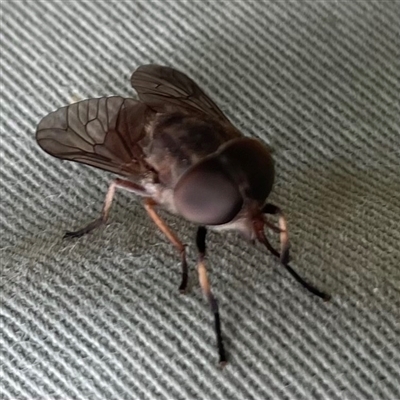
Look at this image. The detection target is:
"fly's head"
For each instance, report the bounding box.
[173,137,277,242]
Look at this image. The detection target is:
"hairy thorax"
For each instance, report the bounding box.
[143,112,237,188]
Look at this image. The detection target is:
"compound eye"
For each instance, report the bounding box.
[174,158,243,225]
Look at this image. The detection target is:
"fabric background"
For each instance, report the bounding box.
[1,1,399,399]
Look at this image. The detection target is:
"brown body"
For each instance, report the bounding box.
[36,65,329,366]
[140,111,241,213]
[146,112,240,183]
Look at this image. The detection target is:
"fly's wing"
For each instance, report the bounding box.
[36,96,151,177]
[131,64,237,127]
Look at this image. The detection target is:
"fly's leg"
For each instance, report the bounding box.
[64,179,147,238]
[144,199,188,293]
[196,226,227,367]
[261,203,331,301]
[262,203,290,264]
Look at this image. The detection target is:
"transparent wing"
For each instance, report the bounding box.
[36,96,151,177]
[131,64,232,123]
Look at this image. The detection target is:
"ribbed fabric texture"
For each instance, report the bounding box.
[1,1,399,399]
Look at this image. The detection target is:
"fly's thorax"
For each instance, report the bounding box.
[144,112,237,188]
[143,181,178,214]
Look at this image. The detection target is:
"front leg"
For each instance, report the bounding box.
[64,178,147,238]
[262,203,290,264]
[261,203,331,301]
[196,226,227,366]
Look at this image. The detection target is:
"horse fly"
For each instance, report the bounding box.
[36,64,330,366]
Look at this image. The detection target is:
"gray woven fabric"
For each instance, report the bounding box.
[1,1,400,399]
